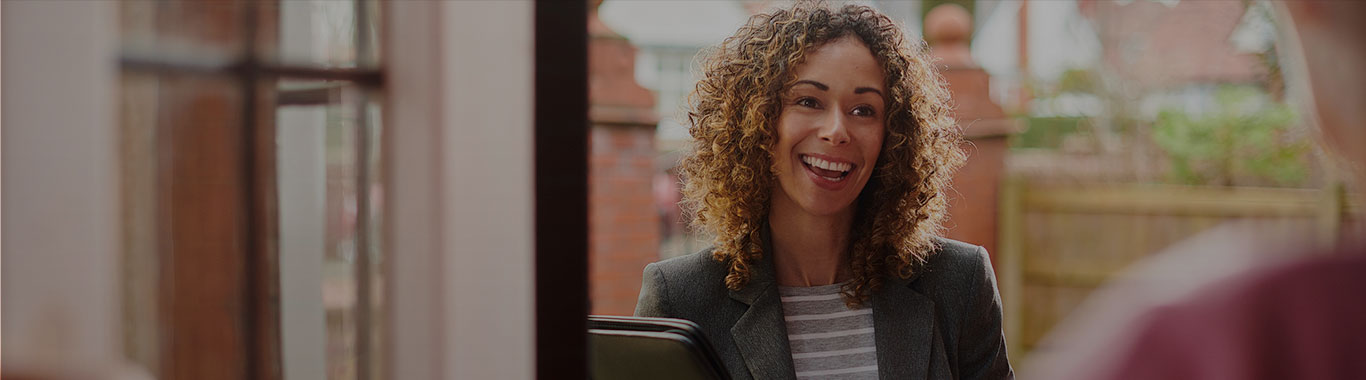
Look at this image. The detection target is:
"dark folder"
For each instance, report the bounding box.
[588,315,731,380]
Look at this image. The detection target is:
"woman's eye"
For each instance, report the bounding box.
[852,106,877,117]
[795,97,820,108]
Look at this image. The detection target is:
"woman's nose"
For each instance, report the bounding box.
[818,112,851,145]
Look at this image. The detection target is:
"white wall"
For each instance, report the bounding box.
[385,1,536,379]
[1,1,133,377]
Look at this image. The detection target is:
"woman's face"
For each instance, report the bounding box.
[771,36,887,218]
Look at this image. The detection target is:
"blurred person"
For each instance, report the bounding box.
[1023,1,1366,379]
[634,2,1012,379]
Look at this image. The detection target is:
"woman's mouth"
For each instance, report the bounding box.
[800,154,854,183]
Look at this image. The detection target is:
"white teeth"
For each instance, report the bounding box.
[801,155,852,173]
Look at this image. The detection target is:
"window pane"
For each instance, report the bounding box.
[276,81,383,380]
[120,0,249,61]
[276,0,381,69]
[119,71,164,379]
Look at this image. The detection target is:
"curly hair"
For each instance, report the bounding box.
[679,1,965,306]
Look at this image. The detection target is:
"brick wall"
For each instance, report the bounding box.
[928,4,1020,264]
[588,126,660,315]
[587,3,660,316]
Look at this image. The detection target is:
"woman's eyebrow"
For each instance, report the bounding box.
[854,87,884,97]
[793,79,829,91]
[793,80,883,98]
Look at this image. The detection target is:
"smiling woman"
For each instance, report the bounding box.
[633,2,1012,379]
[772,37,887,221]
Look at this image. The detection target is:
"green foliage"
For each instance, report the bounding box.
[1056,68,1099,95]
[1012,117,1087,150]
[1151,86,1309,186]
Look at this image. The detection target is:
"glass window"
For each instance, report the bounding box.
[276,82,383,380]
[118,1,383,379]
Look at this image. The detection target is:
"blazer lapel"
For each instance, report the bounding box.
[728,226,797,379]
[729,280,796,379]
[873,276,936,379]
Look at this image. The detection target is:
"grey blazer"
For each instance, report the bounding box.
[634,237,1013,380]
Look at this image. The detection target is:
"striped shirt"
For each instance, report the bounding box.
[779,283,879,379]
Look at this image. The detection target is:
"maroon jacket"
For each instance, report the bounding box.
[1088,245,1366,380]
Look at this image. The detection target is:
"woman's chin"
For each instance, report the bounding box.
[794,196,858,218]
[774,175,867,218]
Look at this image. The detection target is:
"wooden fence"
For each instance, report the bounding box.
[995,179,1361,360]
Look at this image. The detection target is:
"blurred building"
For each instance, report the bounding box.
[586,1,662,316]
[598,0,755,260]
[975,0,1300,186]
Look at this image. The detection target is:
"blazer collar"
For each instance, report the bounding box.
[728,223,778,305]
[728,225,797,378]
[726,227,938,379]
[872,274,937,379]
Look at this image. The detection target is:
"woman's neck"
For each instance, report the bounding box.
[768,195,856,287]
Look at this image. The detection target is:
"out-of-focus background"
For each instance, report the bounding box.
[2,0,1361,379]
[589,0,1363,364]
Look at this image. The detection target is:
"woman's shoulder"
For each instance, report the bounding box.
[646,247,731,289]
[912,237,994,290]
[637,247,736,317]
[926,237,989,266]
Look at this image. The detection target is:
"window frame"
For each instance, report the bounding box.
[118,1,384,378]
[119,1,591,379]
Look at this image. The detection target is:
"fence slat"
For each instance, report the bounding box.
[1001,180,1358,360]
[1022,184,1322,216]
[998,177,1025,362]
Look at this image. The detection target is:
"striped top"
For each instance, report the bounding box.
[778,283,879,379]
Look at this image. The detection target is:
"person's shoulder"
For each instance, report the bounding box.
[650,247,726,274]
[918,237,990,282]
[645,247,731,291]
[903,237,995,302]
[1187,243,1366,312]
